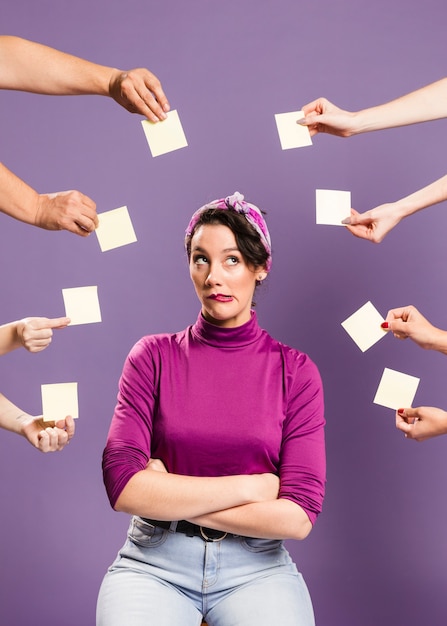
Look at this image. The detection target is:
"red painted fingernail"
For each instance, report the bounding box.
[398,408,405,414]
[381,322,389,329]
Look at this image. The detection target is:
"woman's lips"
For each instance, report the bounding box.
[208,294,233,302]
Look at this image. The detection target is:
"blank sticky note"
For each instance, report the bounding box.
[96,206,137,252]
[41,382,78,422]
[341,301,387,352]
[316,189,351,225]
[62,286,101,325]
[274,111,312,149]
[141,109,188,157]
[373,368,420,410]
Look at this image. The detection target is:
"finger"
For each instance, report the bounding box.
[146,78,170,115]
[47,316,71,329]
[55,415,75,440]
[37,429,50,453]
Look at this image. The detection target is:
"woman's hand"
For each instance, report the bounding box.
[17,316,70,352]
[396,407,447,441]
[381,305,447,352]
[342,204,404,243]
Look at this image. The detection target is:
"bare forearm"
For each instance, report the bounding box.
[114,469,275,521]
[189,498,312,540]
[352,78,447,133]
[0,162,40,225]
[0,393,29,435]
[0,36,113,95]
[392,174,447,220]
[0,321,22,355]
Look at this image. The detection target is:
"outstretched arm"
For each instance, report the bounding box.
[343,173,447,243]
[396,406,447,442]
[0,316,70,356]
[299,78,447,137]
[0,392,75,452]
[0,35,169,122]
[0,162,99,235]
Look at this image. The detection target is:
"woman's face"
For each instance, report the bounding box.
[189,223,265,328]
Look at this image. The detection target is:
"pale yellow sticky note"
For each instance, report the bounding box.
[62,286,101,325]
[41,382,78,422]
[316,189,351,225]
[274,110,312,149]
[341,301,387,352]
[141,109,188,157]
[373,368,420,410]
[96,206,137,252]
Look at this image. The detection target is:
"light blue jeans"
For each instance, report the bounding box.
[96,516,315,626]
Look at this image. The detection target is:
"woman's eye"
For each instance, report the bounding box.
[226,256,239,265]
[194,255,208,265]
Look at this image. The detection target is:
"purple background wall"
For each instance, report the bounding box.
[1,1,446,624]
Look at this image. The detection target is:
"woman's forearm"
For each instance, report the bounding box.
[188,498,312,540]
[352,78,447,134]
[114,468,279,521]
[393,173,447,219]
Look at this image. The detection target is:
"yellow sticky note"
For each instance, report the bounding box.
[62,286,101,325]
[373,368,420,410]
[141,109,188,157]
[96,206,137,252]
[41,382,78,422]
[316,189,351,225]
[274,110,312,149]
[341,301,387,352]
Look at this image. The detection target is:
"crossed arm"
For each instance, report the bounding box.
[115,460,312,540]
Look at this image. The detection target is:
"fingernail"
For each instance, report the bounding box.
[398,408,405,414]
[296,118,306,125]
[381,322,389,329]
[341,217,351,225]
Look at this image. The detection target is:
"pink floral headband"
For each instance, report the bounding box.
[185,191,272,271]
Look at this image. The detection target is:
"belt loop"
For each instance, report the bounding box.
[169,521,178,533]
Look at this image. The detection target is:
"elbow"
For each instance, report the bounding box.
[289,517,313,541]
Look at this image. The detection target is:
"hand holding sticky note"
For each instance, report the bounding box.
[41,382,78,422]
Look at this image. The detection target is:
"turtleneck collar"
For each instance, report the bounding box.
[191,310,263,348]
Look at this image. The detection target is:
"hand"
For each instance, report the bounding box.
[35,190,98,236]
[342,204,403,243]
[17,316,70,352]
[108,68,170,122]
[299,97,358,137]
[21,414,75,452]
[382,305,445,350]
[396,406,447,442]
[146,458,168,472]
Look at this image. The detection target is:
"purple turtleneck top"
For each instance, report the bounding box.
[102,311,326,524]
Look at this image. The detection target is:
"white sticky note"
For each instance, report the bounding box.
[341,301,387,352]
[274,110,312,149]
[62,286,101,325]
[41,382,78,422]
[373,368,420,410]
[316,189,351,225]
[96,206,137,252]
[141,109,188,157]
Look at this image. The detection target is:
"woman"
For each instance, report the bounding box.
[97,192,326,626]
